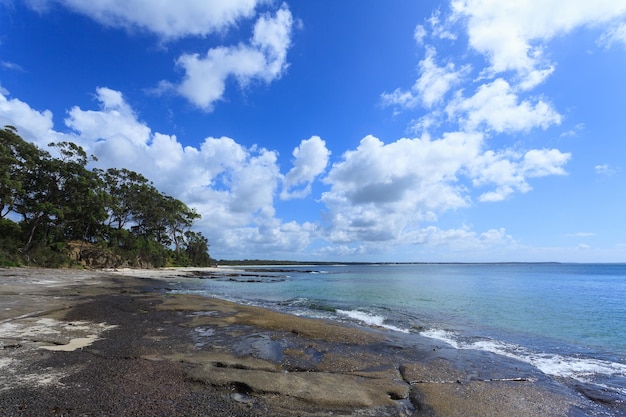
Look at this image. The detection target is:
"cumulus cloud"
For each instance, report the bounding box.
[427,10,457,41]
[66,87,151,148]
[321,133,482,243]
[378,1,575,225]
[446,78,561,133]
[388,1,625,136]
[0,88,56,145]
[1,83,575,259]
[281,136,330,200]
[27,1,295,112]
[468,148,571,202]
[320,129,571,242]
[65,91,286,226]
[167,4,294,110]
[415,48,471,108]
[450,0,626,87]
[381,46,470,110]
[7,0,599,260]
[0,86,319,258]
[25,0,260,39]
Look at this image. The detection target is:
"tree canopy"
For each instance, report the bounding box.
[0,126,212,268]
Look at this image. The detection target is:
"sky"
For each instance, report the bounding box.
[1,0,626,262]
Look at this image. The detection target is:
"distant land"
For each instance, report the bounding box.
[216,259,564,266]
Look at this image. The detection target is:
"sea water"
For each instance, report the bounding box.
[172,263,626,402]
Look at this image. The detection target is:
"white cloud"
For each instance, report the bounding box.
[415,47,471,108]
[281,136,330,200]
[427,10,457,41]
[170,4,294,110]
[468,148,571,202]
[66,87,151,148]
[383,2,585,138]
[173,46,265,110]
[410,226,512,250]
[380,89,418,111]
[1,84,577,259]
[380,1,584,221]
[599,22,626,48]
[5,1,608,260]
[81,119,281,226]
[414,24,427,45]
[594,163,619,177]
[26,0,261,39]
[252,4,294,77]
[26,1,294,112]
[381,46,470,110]
[0,88,57,146]
[446,78,562,133]
[313,244,360,258]
[319,128,569,243]
[1,61,24,72]
[567,232,596,237]
[228,147,279,218]
[321,132,482,243]
[1,86,320,258]
[522,149,570,177]
[560,123,585,138]
[450,0,626,86]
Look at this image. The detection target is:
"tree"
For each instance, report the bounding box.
[11,142,57,251]
[97,168,151,231]
[0,127,211,267]
[163,196,201,254]
[48,142,106,243]
[0,126,41,219]
[11,141,105,250]
[183,231,212,266]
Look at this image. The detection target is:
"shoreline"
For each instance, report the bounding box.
[0,267,612,416]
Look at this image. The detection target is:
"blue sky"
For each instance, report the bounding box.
[1,0,626,262]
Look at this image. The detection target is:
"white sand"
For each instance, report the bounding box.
[103,266,227,278]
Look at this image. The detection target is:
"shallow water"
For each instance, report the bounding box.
[171,263,626,408]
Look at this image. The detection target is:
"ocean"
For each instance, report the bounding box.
[169,263,626,410]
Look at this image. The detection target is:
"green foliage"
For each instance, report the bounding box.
[0,126,212,268]
[0,126,41,220]
[23,241,70,268]
[0,218,22,266]
[183,231,213,266]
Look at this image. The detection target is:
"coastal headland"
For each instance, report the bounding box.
[0,267,597,416]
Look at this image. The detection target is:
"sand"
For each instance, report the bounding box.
[0,267,600,416]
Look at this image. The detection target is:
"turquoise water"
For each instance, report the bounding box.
[174,263,626,398]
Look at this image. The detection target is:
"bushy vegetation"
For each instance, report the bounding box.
[0,126,213,268]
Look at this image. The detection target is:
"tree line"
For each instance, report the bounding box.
[0,126,212,268]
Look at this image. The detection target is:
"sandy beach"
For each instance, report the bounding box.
[0,267,591,416]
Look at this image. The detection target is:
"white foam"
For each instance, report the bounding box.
[286,297,309,306]
[0,358,13,369]
[337,309,409,333]
[421,329,462,348]
[421,329,626,385]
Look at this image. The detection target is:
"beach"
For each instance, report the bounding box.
[0,267,600,416]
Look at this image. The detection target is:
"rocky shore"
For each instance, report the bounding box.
[0,268,595,416]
